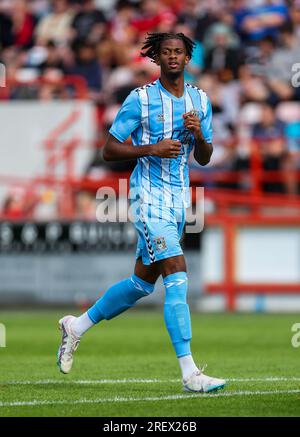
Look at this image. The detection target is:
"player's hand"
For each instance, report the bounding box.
[183,111,203,140]
[152,139,182,158]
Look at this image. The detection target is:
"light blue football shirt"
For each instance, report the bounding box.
[109,79,213,208]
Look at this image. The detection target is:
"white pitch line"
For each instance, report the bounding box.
[0,378,180,386]
[0,389,300,408]
[1,377,300,386]
[229,377,300,382]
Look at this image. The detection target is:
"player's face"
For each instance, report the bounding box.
[156,39,189,76]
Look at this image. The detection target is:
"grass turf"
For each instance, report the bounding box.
[0,310,300,417]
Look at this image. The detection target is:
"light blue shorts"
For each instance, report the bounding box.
[133,202,185,265]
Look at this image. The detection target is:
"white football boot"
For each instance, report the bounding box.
[183,367,226,393]
[57,315,81,374]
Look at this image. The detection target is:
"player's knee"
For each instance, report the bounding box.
[163,271,188,302]
[130,274,155,300]
[160,256,186,277]
[91,275,155,321]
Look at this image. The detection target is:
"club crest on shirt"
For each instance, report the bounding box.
[157,113,165,122]
[154,237,167,253]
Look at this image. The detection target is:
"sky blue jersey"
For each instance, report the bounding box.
[109,79,213,208]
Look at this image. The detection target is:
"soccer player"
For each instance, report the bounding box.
[57,32,226,393]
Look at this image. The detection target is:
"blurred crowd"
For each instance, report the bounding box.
[1,0,300,219]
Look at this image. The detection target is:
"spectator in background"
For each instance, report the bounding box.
[177,0,217,43]
[38,40,66,73]
[239,61,275,103]
[252,102,293,194]
[198,71,241,125]
[244,34,276,77]
[66,40,102,99]
[10,0,37,49]
[71,0,107,44]
[267,21,300,101]
[203,22,244,81]
[0,7,14,49]
[238,33,278,104]
[35,0,74,46]
[109,0,137,45]
[97,1,138,90]
[96,34,131,90]
[233,0,289,43]
[290,0,300,40]
[130,0,175,37]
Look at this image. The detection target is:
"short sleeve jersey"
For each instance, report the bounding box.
[109,79,213,208]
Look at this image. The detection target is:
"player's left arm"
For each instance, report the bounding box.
[183,98,213,166]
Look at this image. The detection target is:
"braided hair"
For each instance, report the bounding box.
[140,32,195,62]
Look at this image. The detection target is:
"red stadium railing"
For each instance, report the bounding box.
[205,213,300,311]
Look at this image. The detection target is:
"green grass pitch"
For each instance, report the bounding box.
[0,310,300,417]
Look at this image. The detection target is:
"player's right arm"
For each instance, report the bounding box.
[103,90,181,161]
[103,135,182,161]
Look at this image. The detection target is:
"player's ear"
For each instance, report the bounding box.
[185,56,190,65]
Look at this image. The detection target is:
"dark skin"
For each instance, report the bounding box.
[103,37,213,281]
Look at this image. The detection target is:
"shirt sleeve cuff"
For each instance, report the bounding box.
[109,129,126,143]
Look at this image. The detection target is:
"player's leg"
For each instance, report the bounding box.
[83,258,159,327]
[57,199,162,374]
[61,259,159,334]
[158,254,198,380]
[133,204,197,379]
[76,259,159,331]
[157,211,226,393]
[57,258,160,374]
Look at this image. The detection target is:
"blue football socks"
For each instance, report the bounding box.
[87,274,155,323]
[163,271,192,358]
